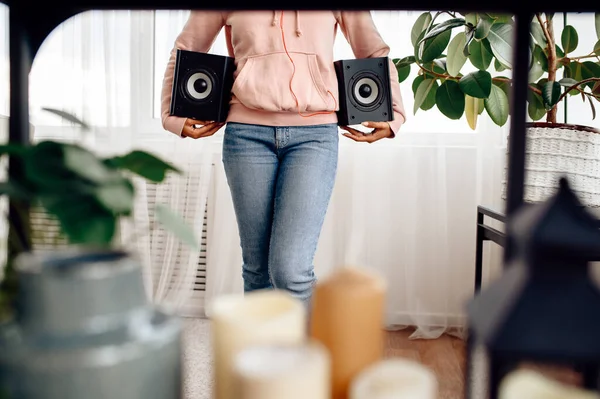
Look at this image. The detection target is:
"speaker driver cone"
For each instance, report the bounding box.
[353,77,380,107]
[186,71,213,101]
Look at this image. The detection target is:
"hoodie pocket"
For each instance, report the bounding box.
[232,52,334,113]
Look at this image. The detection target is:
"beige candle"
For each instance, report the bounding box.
[209,289,306,399]
[232,340,330,399]
[310,266,387,399]
[500,369,600,399]
[349,359,437,399]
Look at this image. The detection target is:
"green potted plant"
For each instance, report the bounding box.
[0,108,198,321]
[0,109,197,398]
[394,12,600,207]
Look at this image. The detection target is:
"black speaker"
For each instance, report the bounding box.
[334,56,393,126]
[170,49,235,123]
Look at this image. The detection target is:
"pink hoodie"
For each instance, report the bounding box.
[161,11,406,137]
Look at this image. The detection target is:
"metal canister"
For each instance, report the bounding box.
[0,248,182,399]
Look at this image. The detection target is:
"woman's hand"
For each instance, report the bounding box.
[181,118,225,139]
[340,121,394,143]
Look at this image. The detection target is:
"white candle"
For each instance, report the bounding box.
[349,359,438,399]
[500,369,600,399]
[232,340,330,399]
[209,289,306,399]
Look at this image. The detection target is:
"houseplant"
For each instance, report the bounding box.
[0,108,198,319]
[0,109,196,398]
[394,12,600,206]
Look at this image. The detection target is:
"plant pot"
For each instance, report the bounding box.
[0,248,183,399]
[501,122,600,208]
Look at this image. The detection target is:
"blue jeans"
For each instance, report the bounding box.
[222,122,339,305]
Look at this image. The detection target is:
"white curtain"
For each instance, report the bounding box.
[2,8,516,338]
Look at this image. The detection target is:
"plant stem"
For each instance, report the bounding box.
[415,61,543,95]
[537,13,558,123]
[557,77,600,103]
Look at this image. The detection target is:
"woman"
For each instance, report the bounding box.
[161,10,406,307]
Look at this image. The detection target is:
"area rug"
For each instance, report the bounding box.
[181,317,488,399]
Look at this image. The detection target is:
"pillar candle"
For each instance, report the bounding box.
[499,369,599,399]
[310,266,387,399]
[349,359,437,399]
[209,289,306,399]
[232,340,330,399]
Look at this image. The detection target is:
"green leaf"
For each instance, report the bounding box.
[566,61,584,82]
[436,80,465,120]
[394,56,416,68]
[463,28,476,57]
[555,44,565,58]
[41,194,116,246]
[593,82,600,97]
[581,61,600,89]
[468,39,494,70]
[542,81,562,108]
[411,12,433,47]
[412,76,438,111]
[495,59,507,72]
[23,141,89,192]
[447,32,468,77]
[420,28,452,63]
[529,60,544,83]
[494,78,511,99]
[62,144,122,184]
[106,150,182,183]
[0,182,32,200]
[41,107,90,130]
[594,40,600,57]
[588,95,597,120]
[0,144,27,157]
[465,95,483,130]
[487,13,513,24]
[595,13,600,40]
[528,92,546,121]
[532,45,548,72]
[561,25,579,54]
[484,84,510,126]
[412,75,424,95]
[155,204,199,250]
[459,70,492,98]
[475,14,494,40]
[396,64,411,83]
[94,180,135,215]
[530,20,547,47]
[413,78,438,114]
[465,13,478,27]
[418,18,466,45]
[487,23,513,69]
[558,77,579,87]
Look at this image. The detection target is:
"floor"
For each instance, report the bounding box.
[384,328,586,399]
[182,319,581,399]
[384,328,467,399]
[181,319,479,399]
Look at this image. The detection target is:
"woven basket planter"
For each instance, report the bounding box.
[502,122,600,208]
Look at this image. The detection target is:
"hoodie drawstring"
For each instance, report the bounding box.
[272,11,302,37]
[295,11,302,37]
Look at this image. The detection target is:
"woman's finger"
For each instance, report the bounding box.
[341,126,367,137]
[186,118,211,127]
[197,123,225,137]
